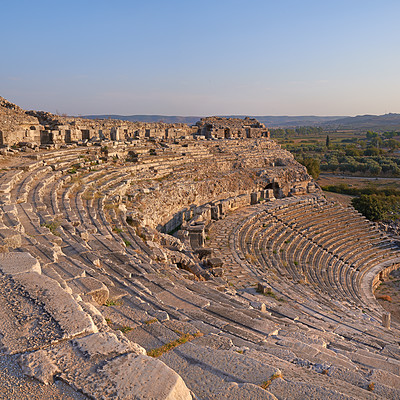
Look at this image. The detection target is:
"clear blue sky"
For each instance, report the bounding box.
[2,0,400,116]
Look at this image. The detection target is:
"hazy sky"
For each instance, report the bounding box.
[2,0,400,116]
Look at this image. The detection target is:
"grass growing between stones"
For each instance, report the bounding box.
[104,202,119,210]
[41,221,60,236]
[147,331,203,358]
[104,299,123,307]
[260,371,282,390]
[118,326,133,333]
[245,254,257,263]
[144,318,158,325]
[81,190,94,200]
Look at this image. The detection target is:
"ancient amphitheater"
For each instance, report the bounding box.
[0,96,400,399]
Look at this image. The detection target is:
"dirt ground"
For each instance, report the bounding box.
[322,191,354,207]
[374,268,400,325]
[317,173,400,190]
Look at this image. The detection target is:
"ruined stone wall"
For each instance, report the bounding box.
[0,97,42,146]
[127,139,315,232]
[0,97,195,146]
[196,116,270,139]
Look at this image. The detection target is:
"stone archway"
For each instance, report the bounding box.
[265,181,281,198]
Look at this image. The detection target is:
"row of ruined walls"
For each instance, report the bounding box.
[0,125,197,147]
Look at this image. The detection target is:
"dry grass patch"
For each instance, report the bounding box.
[118,326,133,333]
[144,318,158,325]
[260,371,282,390]
[104,299,123,307]
[147,331,203,358]
[377,294,392,302]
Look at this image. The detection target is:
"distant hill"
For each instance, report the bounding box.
[80,114,346,127]
[251,116,345,127]
[322,113,400,130]
[79,113,400,130]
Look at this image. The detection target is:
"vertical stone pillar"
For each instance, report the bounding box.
[382,312,391,329]
[110,127,120,141]
[211,206,219,220]
[250,192,258,205]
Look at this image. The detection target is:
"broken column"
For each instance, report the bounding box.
[382,312,391,329]
[110,127,120,141]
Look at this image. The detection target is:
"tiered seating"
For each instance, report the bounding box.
[225,196,400,314]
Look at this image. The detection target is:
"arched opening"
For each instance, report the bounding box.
[265,182,281,198]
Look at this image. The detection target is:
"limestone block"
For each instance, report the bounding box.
[194,247,213,259]
[146,241,168,262]
[12,271,97,338]
[251,192,258,205]
[74,331,146,359]
[212,267,224,277]
[152,310,170,321]
[347,351,400,375]
[267,377,354,400]
[158,232,185,251]
[18,350,60,385]
[368,369,400,389]
[257,283,272,295]
[168,250,195,270]
[276,339,320,359]
[382,312,391,329]
[167,342,279,385]
[0,228,21,249]
[211,382,278,400]
[0,252,41,275]
[79,301,110,332]
[68,276,109,304]
[192,333,233,350]
[97,353,193,400]
[206,257,223,268]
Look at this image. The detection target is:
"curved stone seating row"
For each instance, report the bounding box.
[220,202,382,318]
[47,163,159,273]
[231,197,400,312]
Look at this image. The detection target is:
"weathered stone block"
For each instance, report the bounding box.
[0,252,41,275]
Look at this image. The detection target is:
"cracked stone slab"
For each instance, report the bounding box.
[12,271,97,339]
[18,350,60,385]
[21,341,193,400]
[0,273,64,354]
[0,228,21,251]
[368,368,400,389]
[267,377,364,400]
[162,341,279,385]
[67,276,109,304]
[73,331,146,359]
[0,251,41,275]
[209,382,278,400]
[94,353,193,400]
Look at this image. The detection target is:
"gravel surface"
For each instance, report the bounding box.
[0,354,89,400]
